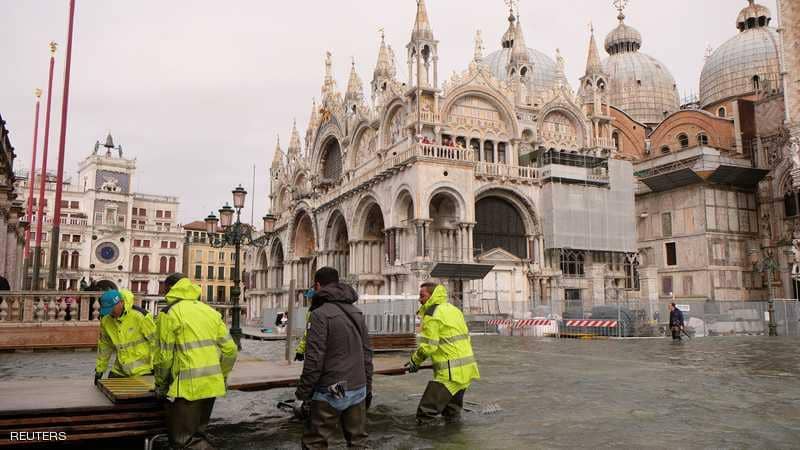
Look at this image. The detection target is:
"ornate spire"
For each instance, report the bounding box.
[321,51,339,102]
[271,135,283,169]
[510,16,530,65]
[614,0,628,22]
[474,30,484,62]
[555,48,568,89]
[500,7,516,49]
[605,0,642,54]
[411,0,434,41]
[104,132,114,149]
[345,58,365,108]
[308,97,319,128]
[373,29,395,81]
[288,119,301,155]
[584,24,603,76]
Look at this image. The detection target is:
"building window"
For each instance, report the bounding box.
[159,256,168,274]
[662,212,672,237]
[718,107,726,118]
[143,240,150,248]
[165,211,172,219]
[72,234,81,243]
[665,242,677,266]
[70,201,79,209]
[612,132,620,151]
[170,241,177,249]
[219,252,225,263]
[60,200,69,209]
[484,141,495,162]
[156,210,163,219]
[161,241,168,249]
[62,234,71,242]
[58,279,67,291]
[752,75,760,91]
[217,286,226,303]
[624,254,640,290]
[208,266,214,280]
[785,192,798,218]
[697,133,709,146]
[132,255,141,273]
[142,255,150,273]
[662,276,674,296]
[218,266,225,280]
[660,146,670,154]
[678,133,689,149]
[560,249,585,276]
[230,267,235,280]
[497,143,507,164]
[207,286,214,302]
[134,239,141,248]
[60,250,69,269]
[168,256,176,273]
[194,265,202,279]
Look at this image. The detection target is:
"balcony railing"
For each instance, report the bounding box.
[0,292,103,323]
[474,162,540,182]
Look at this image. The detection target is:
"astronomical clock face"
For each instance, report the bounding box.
[95,242,120,264]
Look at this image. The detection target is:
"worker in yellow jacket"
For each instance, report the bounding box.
[95,289,156,383]
[405,282,480,424]
[154,273,238,449]
[293,288,317,361]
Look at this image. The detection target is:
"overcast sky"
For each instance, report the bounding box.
[1,0,778,223]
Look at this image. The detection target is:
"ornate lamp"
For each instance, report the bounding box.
[232,185,247,209]
[263,214,277,233]
[219,203,235,228]
[204,212,219,234]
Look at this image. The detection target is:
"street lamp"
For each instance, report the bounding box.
[207,187,273,349]
[749,248,778,337]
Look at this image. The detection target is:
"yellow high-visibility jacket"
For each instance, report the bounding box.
[96,289,156,377]
[411,285,480,394]
[153,278,238,401]
[295,311,311,355]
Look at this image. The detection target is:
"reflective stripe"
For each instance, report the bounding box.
[180,365,222,380]
[116,335,150,351]
[432,355,476,372]
[418,336,439,345]
[160,341,175,352]
[440,334,469,345]
[120,356,151,373]
[176,339,217,352]
[217,335,234,347]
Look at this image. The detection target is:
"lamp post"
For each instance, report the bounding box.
[205,185,272,349]
[750,248,778,336]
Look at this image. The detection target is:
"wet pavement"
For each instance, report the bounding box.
[2,336,800,449]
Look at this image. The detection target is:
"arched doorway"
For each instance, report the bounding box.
[269,240,285,308]
[320,138,343,183]
[292,211,316,293]
[325,211,350,278]
[474,197,527,258]
[355,202,386,294]
[428,192,461,261]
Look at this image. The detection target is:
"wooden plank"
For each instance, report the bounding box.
[96,377,155,403]
[0,411,163,428]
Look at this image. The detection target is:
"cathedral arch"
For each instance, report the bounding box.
[290,209,317,258]
[352,194,386,239]
[474,196,528,259]
[441,88,519,139]
[350,124,378,170]
[475,185,539,236]
[381,100,408,149]
[391,186,416,228]
[538,106,587,150]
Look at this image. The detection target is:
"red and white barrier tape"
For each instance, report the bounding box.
[565,320,618,328]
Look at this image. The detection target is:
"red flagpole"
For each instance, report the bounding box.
[24,89,42,262]
[48,0,77,290]
[31,43,58,291]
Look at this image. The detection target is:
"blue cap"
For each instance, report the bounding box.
[99,290,121,317]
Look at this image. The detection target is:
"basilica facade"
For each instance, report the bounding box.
[244,0,800,321]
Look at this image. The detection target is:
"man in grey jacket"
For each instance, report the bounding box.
[295,267,373,449]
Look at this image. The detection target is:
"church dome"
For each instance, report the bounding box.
[483,47,558,90]
[601,12,679,125]
[699,1,780,109]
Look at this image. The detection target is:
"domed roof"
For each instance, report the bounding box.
[601,11,679,125]
[699,2,780,108]
[483,48,558,91]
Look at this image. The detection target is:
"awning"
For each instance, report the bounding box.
[640,168,703,192]
[708,165,769,188]
[429,263,494,280]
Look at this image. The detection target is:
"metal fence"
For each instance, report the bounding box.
[655,300,800,337]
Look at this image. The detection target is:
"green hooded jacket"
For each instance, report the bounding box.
[412,285,480,394]
[153,278,238,400]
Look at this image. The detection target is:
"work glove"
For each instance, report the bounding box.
[94,372,102,386]
[404,361,418,373]
[294,352,305,362]
[365,392,373,410]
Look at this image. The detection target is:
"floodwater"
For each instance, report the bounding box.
[2,336,800,449]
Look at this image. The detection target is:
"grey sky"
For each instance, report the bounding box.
[0,0,777,224]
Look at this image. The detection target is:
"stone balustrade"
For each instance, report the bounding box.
[474,161,541,182]
[0,291,103,323]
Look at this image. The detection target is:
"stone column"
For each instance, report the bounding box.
[414,221,425,258]
[455,226,463,262]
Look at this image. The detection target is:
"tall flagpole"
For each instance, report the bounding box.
[23,89,42,289]
[48,0,77,290]
[31,43,58,291]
